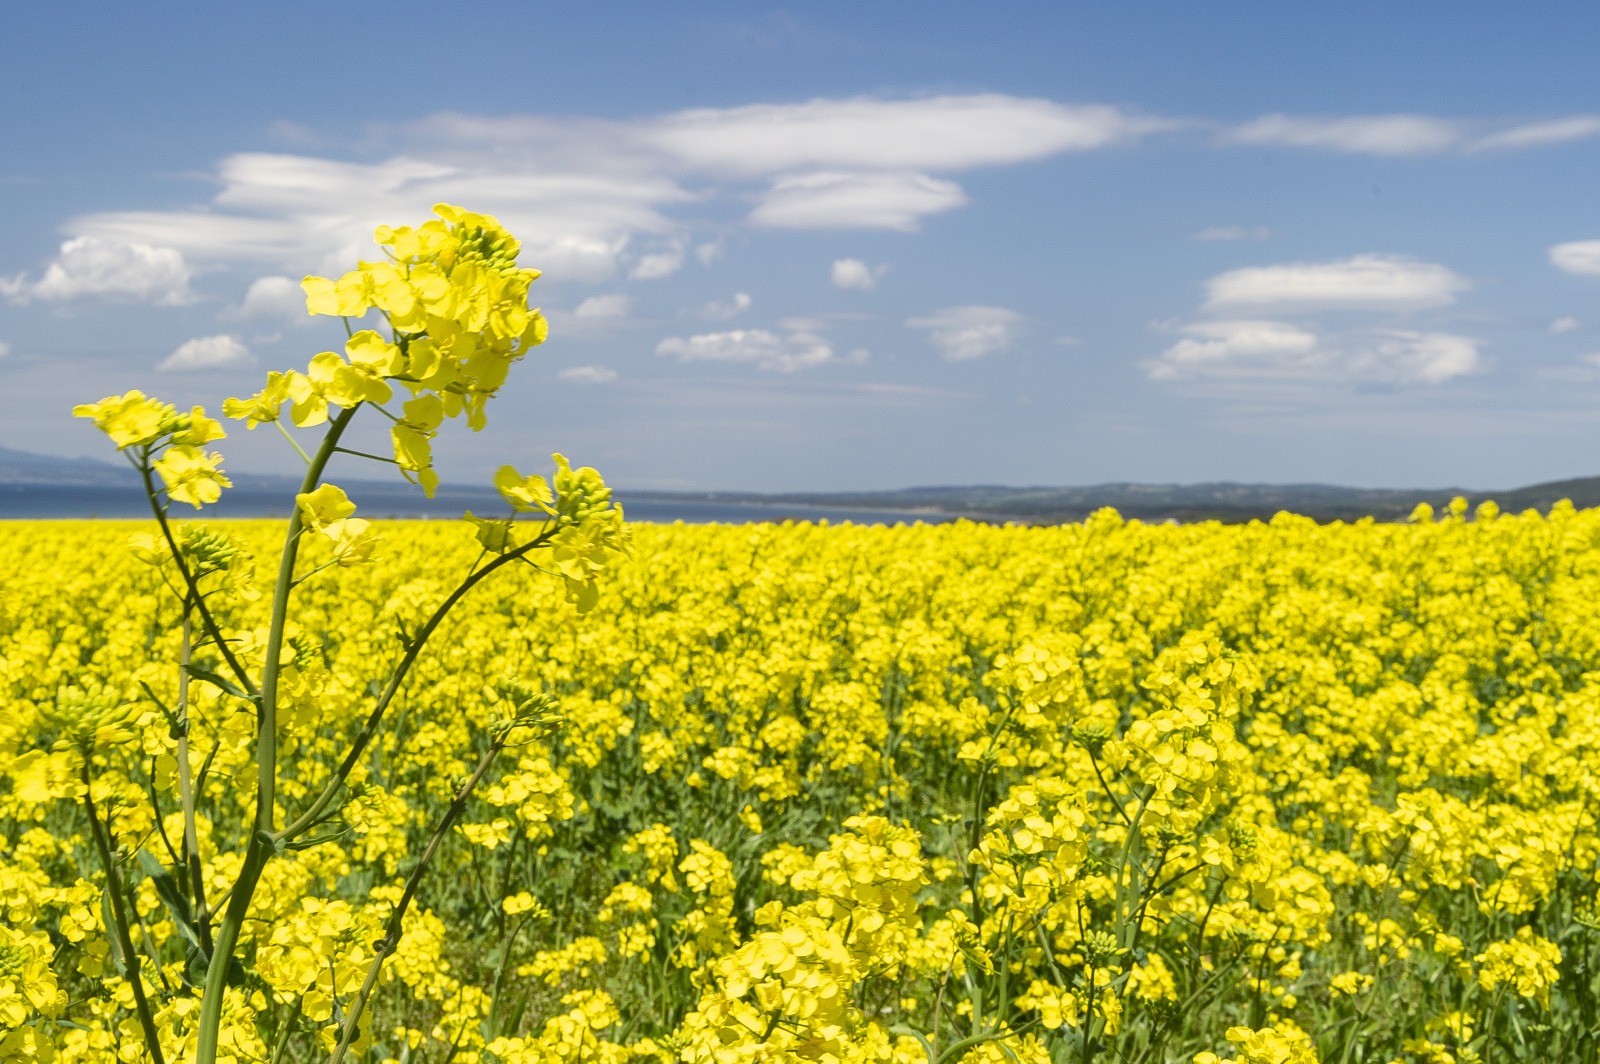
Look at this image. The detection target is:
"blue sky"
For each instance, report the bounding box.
[4,1,1599,492]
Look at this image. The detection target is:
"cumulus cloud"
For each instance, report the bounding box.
[558,365,619,383]
[572,294,632,320]
[1372,330,1482,383]
[630,244,685,279]
[1150,320,1318,379]
[831,258,883,290]
[224,275,309,323]
[158,334,253,372]
[907,305,1023,361]
[1204,254,1468,311]
[1551,317,1580,334]
[1149,320,1480,385]
[1193,225,1272,242]
[1,236,195,305]
[749,171,966,230]
[1550,240,1600,276]
[656,322,847,372]
[699,292,751,319]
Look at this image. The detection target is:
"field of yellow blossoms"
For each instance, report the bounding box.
[5,500,1600,1064]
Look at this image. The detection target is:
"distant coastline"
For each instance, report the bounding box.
[3,446,1597,524]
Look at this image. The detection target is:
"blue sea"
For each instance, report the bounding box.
[0,482,956,526]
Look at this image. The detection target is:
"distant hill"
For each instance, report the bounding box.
[0,446,139,486]
[3,446,1599,523]
[620,477,1600,524]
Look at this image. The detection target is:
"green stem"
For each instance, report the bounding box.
[176,610,214,955]
[137,458,257,696]
[260,405,361,837]
[332,445,400,465]
[274,420,313,466]
[194,405,359,1064]
[83,761,168,1064]
[277,529,555,844]
[328,736,508,1064]
[268,996,304,1064]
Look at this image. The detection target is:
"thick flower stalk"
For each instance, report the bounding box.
[65,204,626,1064]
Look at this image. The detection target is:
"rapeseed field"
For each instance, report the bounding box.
[5,502,1600,1063]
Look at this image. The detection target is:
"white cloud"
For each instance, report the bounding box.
[572,294,632,320]
[1229,114,1463,156]
[1,236,195,305]
[1372,330,1482,383]
[1469,115,1600,152]
[558,365,619,383]
[158,334,253,372]
[749,171,966,230]
[699,292,752,319]
[1550,317,1580,334]
[630,244,685,280]
[643,94,1165,175]
[655,324,840,372]
[1151,320,1317,379]
[1228,112,1600,157]
[1193,225,1272,242]
[41,94,1170,287]
[1149,320,1480,384]
[71,153,679,282]
[0,341,9,358]
[224,275,309,323]
[694,241,723,266]
[29,98,1600,299]
[1204,254,1467,310]
[831,258,883,290]
[907,305,1023,361]
[1550,240,1600,276]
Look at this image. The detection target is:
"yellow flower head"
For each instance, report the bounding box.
[73,390,172,449]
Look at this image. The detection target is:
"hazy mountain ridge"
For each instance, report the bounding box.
[623,477,1600,524]
[4,447,1599,523]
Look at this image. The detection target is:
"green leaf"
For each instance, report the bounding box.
[182,662,249,700]
[101,890,126,974]
[137,849,205,953]
[185,944,210,988]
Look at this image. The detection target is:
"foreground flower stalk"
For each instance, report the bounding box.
[67,204,628,1064]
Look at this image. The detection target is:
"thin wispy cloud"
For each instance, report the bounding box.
[907,305,1023,361]
[1149,320,1480,385]
[572,293,633,320]
[557,365,619,383]
[656,323,845,372]
[1227,113,1600,155]
[698,292,752,319]
[14,94,1599,312]
[1204,255,1468,311]
[1193,225,1272,242]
